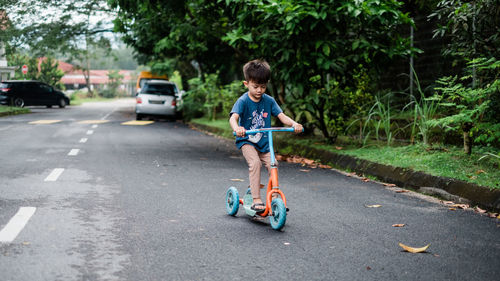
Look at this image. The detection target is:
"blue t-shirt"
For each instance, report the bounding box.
[230,92,283,152]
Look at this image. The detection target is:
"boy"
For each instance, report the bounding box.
[229,59,303,213]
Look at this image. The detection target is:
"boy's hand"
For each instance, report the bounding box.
[292,123,303,134]
[235,126,246,137]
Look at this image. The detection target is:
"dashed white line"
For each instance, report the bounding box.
[92,124,98,129]
[86,130,94,135]
[79,138,88,143]
[0,207,37,243]
[44,168,65,182]
[68,149,80,156]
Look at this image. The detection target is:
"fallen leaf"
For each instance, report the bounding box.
[395,190,410,193]
[475,207,487,213]
[275,155,283,161]
[366,266,371,270]
[284,242,290,246]
[335,146,343,150]
[383,183,397,187]
[398,242,430,253]
[449,208,457,211]
[467,175,478,180]
[299,169,310,172]
[362,177,370,182]
[488,213,498,218]
[230,179,244,182]
[392,224,405,227]
[304,159,315,165]
[475,169,486,175]
[365,204,382,208]
[433,254,440,257]
[442,201,454,205]
[22,242,31,245]
[319,164,332,169]
[449,204,469,209]
[346,172,356,177]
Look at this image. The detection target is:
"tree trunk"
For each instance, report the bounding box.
[463,122,473,155]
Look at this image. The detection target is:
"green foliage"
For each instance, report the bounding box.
[291,66,374,143]
[428,58,499,153]
[101,70,124,98]
[430,0,500,61]
[181,73,244,121]
[7,54,64,89]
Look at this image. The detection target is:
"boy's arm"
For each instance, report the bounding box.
[277,113,303,133]
[229,113,246,137]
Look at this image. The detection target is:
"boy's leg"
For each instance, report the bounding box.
[259,152,279,200]
[241,144,263,205]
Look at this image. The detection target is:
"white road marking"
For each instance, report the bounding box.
[68,149,80,156]
[0,207,37,243]
[92,124,98,129]
[79,138,88,143]
[44,168,64,181]
[86,130,94,135]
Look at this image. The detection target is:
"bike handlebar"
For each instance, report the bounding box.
[233,127,302,136]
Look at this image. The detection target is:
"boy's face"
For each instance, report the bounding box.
[243,80,267,101]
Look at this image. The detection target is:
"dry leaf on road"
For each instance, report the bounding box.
[392,224,405,227]
[362,177,370,182]
[299,169,310,172]
[395,190,410,193]
[399,242,430,253]
[475,207,487,213]
[449,204,469,209]
[383,183,397,187]
[319,164,332,169]
[230,179,244,182]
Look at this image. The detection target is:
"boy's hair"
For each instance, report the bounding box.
[243,59,271,84]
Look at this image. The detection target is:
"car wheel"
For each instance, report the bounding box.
[13,97,24,107]
[58,98,66,108]
[136,114,143,120]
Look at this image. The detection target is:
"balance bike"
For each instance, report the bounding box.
[226,127,299,230]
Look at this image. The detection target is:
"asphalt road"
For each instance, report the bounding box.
[0,99,498,281]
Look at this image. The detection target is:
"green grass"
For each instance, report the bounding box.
[0,105,30,116]
[190,118,500,189]
[336,145,499,189]
[70,96,119,106]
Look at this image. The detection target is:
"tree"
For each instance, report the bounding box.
[7,54,64,89]
[0,0,115,94]
[429,0,500,63]
[111,0,416,142]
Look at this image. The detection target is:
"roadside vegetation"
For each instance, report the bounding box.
[0,105,30,116]
[191,117,500,189]
[2,1,498,188]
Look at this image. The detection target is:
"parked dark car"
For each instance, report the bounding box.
[0,80,70,108]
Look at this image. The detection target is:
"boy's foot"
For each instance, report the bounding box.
[251,203,266,213]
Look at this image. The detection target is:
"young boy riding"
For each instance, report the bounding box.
[229,59,303,213]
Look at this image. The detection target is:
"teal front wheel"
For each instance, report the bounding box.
[270,198,286,230]
[226,187,239,216]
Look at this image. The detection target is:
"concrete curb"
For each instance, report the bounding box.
[191,122,500,211]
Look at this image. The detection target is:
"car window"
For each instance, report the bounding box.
[39,84,52,93]
[142,84,176,96]
[0,83,10,88]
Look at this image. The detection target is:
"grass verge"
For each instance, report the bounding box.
[0,105,30,116]
[191,117,500,189]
